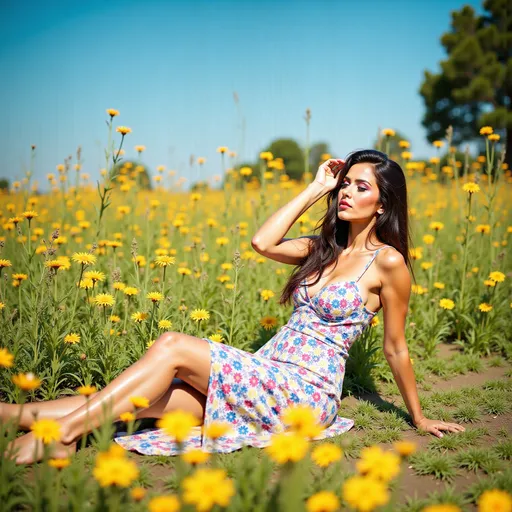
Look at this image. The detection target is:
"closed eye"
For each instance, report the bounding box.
[340,183,368,192]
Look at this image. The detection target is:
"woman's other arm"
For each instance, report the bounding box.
[379,250,465,437]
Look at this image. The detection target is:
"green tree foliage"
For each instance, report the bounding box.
[263,138,305,181]
[0,178,9,190]
[419,0,512,164]
[309,142,331,169]
[110,160,153,190]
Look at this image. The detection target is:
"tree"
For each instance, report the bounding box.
[309,142,331,170]
[419,0,512,165]
[263,138,305,181]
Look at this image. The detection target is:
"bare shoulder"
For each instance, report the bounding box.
[375,246,410,284]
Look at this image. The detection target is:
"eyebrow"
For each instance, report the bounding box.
[343,177,372,186]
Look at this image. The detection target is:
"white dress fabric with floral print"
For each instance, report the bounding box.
[114,246,391,455]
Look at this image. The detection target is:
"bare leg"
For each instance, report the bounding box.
[7,332,212,464]
[1,379,206,430]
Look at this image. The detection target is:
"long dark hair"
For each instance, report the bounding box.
[279,149,416,306]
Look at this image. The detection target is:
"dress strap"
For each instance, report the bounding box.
[355,245,392,282]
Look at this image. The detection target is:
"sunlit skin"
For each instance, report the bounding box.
[3,158,465,464]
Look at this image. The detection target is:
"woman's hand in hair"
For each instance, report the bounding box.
[313,159,345,192]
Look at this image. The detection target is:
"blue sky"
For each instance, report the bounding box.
[1,0,483,190]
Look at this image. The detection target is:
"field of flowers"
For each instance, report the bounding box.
[0,110,511,511]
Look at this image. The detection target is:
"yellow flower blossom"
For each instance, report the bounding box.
[30,418,62,444]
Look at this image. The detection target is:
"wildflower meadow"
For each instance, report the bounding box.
[0,110,511,511]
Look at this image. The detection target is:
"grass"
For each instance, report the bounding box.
[410,451,459,481]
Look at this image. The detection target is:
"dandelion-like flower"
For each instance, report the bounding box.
[93,448,139,488]
[64,333,80,344]
[311,443,343,467]
[131,311,149,322]
[479,126,493,135]
[156,410,201,442]
[439,299,455,310]
[356,445,401,482]
[21,210,38,220]
[48,458,71,470]
[190,309,210,322]
[393,440,417,457]
[182,468,235,511]
[182,448,210,466]
[462,183,480,194]
[93,293,115,307]
[260,316,278,330]
[478,303,493,313]
[129,396,150,409]
[154,255,176,267]
[342,475,390,512]
[382,128,395,137]
[116,126,132,135]
[106,108,120,117]
[147,291,164,303]
[477,489,512,512]
[0,347,14,368]
[130,487,147,502]
[77,385,97,396]
[0,259,13,268]
[203,421,232,440]
[30,418,62,444]
[158,319,173,329]
[306,491,340,512]
[12,372,41,391]
[265,431,310,464]
[148,495,180,512]
[72,252,97,266]
[489,271,505,283]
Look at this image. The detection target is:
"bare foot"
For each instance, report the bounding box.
[6,431,77,465]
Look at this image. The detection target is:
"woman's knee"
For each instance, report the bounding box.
[151,331,186,360]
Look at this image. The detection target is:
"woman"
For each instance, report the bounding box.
[5,149,465,463]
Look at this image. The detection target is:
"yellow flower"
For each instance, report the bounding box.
[370,315,380,327]
[134,145,146,152]
[123,286,139,296]
[488,133,500,142]
[306,490,340,512]
[421,505,461,512]
[182,468,235,511]
[148,495,180,512]
[429,222,444,231]
[260,316,278,330]
[156,410,202,442]
[439,299,455,310]
[423,234,435,245]
[147,291,164,303]
[399,140,410,148]
[93,293,115,307]
[433,140,444,148]
[84,270,106,282]
[110,314,121,323]
[311,443,343,467]
[478,303,493,313]
[12,273,28,281]
[12,372,41,391]
[477,489,512,512]
[131,311,149,322]
[265,431,310,464]
[479,126,493,135]
[393,440,417,457]
[421,262,434,270]
[77,385,97,396]
[48,458,71,470]
[190,309,210,322]
[129,396,150,409]
[64,333,80,344]
[93,451,139,488]
[484,279,496,287]
[260,289,275,301]
[476,224,491,234]
[182,448,210,465]
[489,271,505,283]
[208,333,224,343]
[342,475,390,512]
[30,418,62,444]
[130,487,147,502]
[203,421,232,440]
[116,126,132,135]
[0,347,14,368]
[119,412,135,422]
[434,282,445,289]
[155,255,176,267]
[462,183,481,194]
[22,210,38,220]
[216,146,228,154]
[382,128,395,137]
[356,445,401,482]
[259,151,274,161]
[106,108,120,117]
[282,404,324,438]
[158,319,173,329]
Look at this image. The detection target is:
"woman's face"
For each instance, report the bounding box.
[336,163,383,221]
